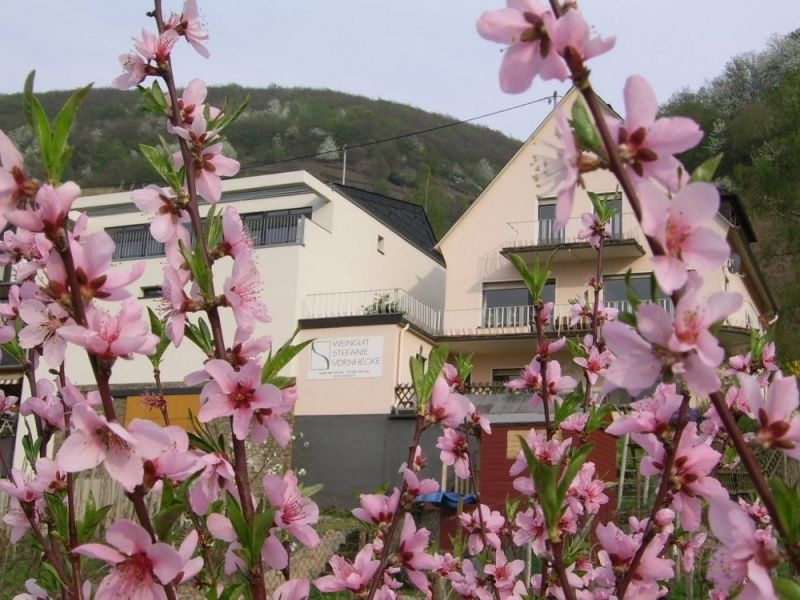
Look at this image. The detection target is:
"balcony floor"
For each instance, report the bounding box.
[501,238,646,262]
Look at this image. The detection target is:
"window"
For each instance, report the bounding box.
[482,280,555,327]
[605,196,623,239]
[604,274,670,314]
[538,202,564,244]
[377,235,385,254]
[492,368,521,384]
[108,207,312,260]
[140,285,163,299]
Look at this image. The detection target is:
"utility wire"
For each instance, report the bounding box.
[84,93,559,190]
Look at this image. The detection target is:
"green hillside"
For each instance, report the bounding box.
[0,85,522,237]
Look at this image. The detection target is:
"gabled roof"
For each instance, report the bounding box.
[330,183,444,265]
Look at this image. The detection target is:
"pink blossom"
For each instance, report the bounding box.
[314,544,380,594]
[174,133,240,203]
[640,181,730,293]
[577,212,609,249]
[250,385,295,447]
[550,7,616,69]
[534,112,581,230]
[273,579,310,600]
[134,28,179,63]
[510,429,571,475]
[7,182,80,238]
[59,299,158,360]
[459,504,504,555]
[402,468,439,498]
[634,423,726,530]
[513,506,547,555]
[223,254,270,336]
[396,513,437,594]
[605,382,683,437]
[437,428,470,479]
[484,550,525,594]
[166,0,210,58]
[0,390,18,415]
[141,425,201,490]
[596,522,674,593]
[174,530,204,585]
[0,130,35,229]
[160,265,196,346]
[352,488,400,526]
[263,470,320,547]
[476,1,566,93]
[761,342,778,371]
[208,510,288,572]
[56,403,169,491]
[680,532,706,572]
[17,299,71,367]
[44,232,144,303]
[566,461,609,516]
[573,345,612,385]
[560,412,589,433]
[220,206,253,258]
[738,372,800,458]
[708,499,779,599]
[198,359,282,440]
[0,230,53,281]
[74,519,184,599]
[467,400,492,434]
[113,52,148,89]
[131,185,189,244]
[20,379,65,432]
[606,75,703,192]
[189,452,235,515]
[428,375,470,427]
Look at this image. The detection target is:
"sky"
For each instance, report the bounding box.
[1,1,797,141]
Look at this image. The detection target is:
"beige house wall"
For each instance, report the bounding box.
[294,323,434,416]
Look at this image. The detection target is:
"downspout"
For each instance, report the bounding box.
[394,323,411,408]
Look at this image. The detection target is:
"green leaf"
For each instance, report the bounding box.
[216,582,247,600]
[455,353,474,383]
[29,97,54,179]
[183,319,214,357]
[43,493,68,541]
[557,444,594,503]
[21,429,42,468]
[555,386,584,426]
[154,502,186,542]
[1,339,26,364]
[775,577,800,600]
[585,404,614,433]
[139,143,182,192]
[770,477,800,544]
[147,307,170,367]
[264,375,296,389]
[51,82,92,179]
[507,252,551,302]
[690,153,723,183]
[225,493,252,564]
[78,492,112,543]
[249,508,275,561]
[300,483,324,498]
[565,338,587,359]
[261,332,313,383]
[23,71,36,127]
[208,95,251,133]
[410,345,449,412]
[206,204,223,248]
[518,435,560,539]
[570,100,603,154]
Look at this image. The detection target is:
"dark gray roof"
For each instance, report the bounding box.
[330,183,444,266]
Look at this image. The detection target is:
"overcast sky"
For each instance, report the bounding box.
[2,1,797,140]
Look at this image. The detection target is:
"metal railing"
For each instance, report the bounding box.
[302,288,443,333]
[506,212,643,249]
[441,304,594,337]
[393,382,523,412]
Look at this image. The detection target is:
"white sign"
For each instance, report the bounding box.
[307,336,384,380]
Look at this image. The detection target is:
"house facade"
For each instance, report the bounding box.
[299,89,776,507]
[2,171,447,482]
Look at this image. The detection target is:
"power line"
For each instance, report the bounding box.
[83,93,560,191]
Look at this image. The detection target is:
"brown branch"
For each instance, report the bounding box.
[366,415,425,600]
[615,395,690,598]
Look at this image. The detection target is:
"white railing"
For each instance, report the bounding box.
[441,304,595,337]
[302,288,443,333]
[505,212,644,248]
[302,292,762,338]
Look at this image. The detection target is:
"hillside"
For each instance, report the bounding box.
[660,29,800,358]
[0,86,522,237]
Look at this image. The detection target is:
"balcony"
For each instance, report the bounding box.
[302,288,443,333]
[504,213,646,262]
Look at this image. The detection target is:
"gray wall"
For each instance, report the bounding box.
[293,414,444,509]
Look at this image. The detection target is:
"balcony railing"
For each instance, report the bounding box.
[302,291,761,338]
[506,213,643,249]
[302,288,443,333]
[393,382,523,413]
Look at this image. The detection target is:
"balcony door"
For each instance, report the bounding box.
[482,280,555,328]
[603,274,671,315]
[538,202,565,244]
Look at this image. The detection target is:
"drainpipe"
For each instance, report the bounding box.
[395,323,411,403]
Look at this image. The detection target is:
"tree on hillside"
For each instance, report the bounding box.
[660,29,800,358]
